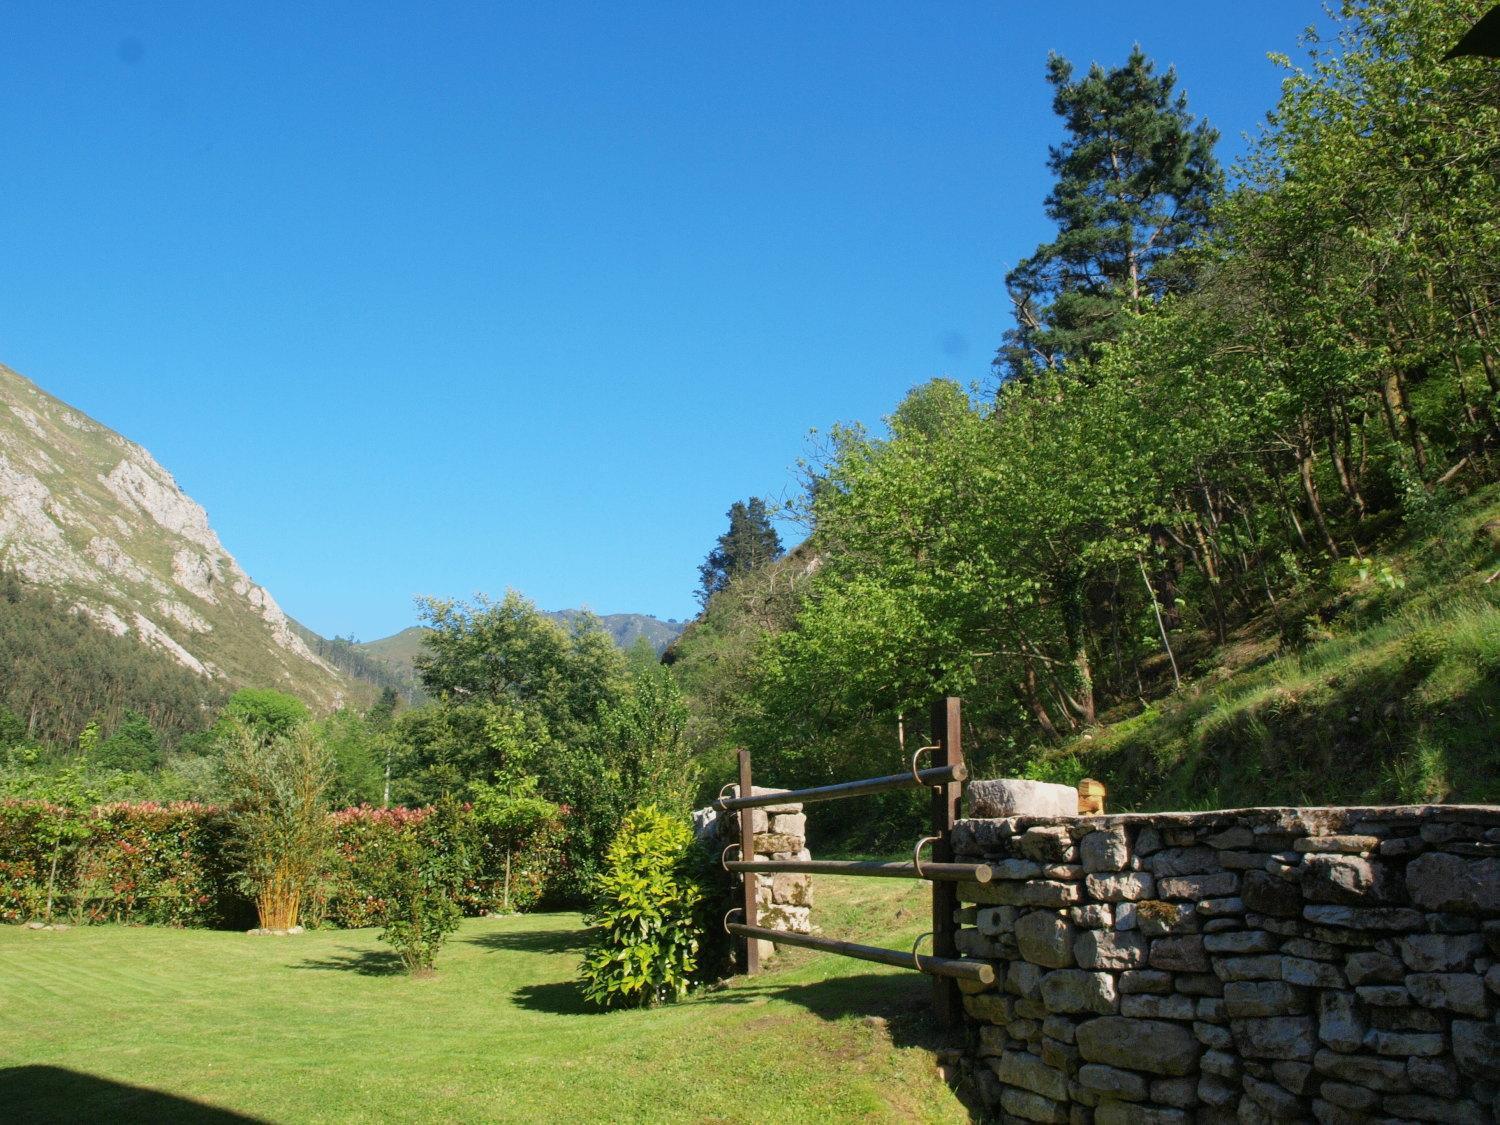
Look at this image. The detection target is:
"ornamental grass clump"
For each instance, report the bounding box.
[219,719,333,932]
[578,806,707,1009]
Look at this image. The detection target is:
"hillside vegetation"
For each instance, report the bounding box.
[665,0,1500,832]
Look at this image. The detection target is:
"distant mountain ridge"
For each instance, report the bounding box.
[0,363,356,709]
[355,611,684,690]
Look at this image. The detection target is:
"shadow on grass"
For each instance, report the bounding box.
[0,1066,265,1123]
[293,948,405,976]
[465,928,586,955]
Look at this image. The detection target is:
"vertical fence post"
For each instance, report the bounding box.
[930,696,963,1028]
[737,748,760,975]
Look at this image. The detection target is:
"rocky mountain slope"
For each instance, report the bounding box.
[0,364,353,709]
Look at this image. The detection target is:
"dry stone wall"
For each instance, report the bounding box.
[693,790,813,941]
[947,804,1500,1123]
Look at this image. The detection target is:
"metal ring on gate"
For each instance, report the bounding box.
[723,907,744,935]
[718,781,738,802]
[720,842,742,872]
[913,835,940,879]
[912,931,933,973]
[909,744,939,787]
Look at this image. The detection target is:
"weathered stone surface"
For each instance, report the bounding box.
[1383,1094,1487,1124]
[1196,897,1244,918]
[1195,1021,1233,1049]
[1200,1048,1239,1078]
[1120,993,1194,1020]
[1241,872,1301,918]
[1242,1075,1302,1116]
[1353,983,1408,1006]
[771,872,812,906]
[1043,1014,1077,1044]
[1344,950,1402,985]
[978,904,1019,936]
[997,1084,1068,1123]
[1408,1055,1461,1097]
[1406,852,1500,914]
[1271,1059,1314,1095]
[1014,910,1076,970]
[1294,834,1380,854]
[1075,930,1148,970]
[1318,1080,1377,1111]
[1148,848,1220,877]
[1197,1074,1237,1107]
[1195,997,1225,1023]
[1213,955,1282,981]
[1313,1048,1411,1092]
[1405,972,1488,1016]
[1452,1020,1500,1081]
[1301,904,1423,930]
[992,858,1045,880]
[1365,1029,1444,1057]
[1079,827,1130,873]
[1173,972,1222,996]
[1281,937,1337,961]
[1076,1017,1198,1076]
[969,779,1079,820]
[770,811,806,836]
[1018,825,1079,863]
[1009,960,1044,999]
[1136,901,1197,937]
[1398,932,1485,972]
[1223,981,1309,1019]
[1120,969,1174,995]
[1205,827,1254,850]
[998,1049,1069,1101]
[1149,936,1209,973]
[964,992,1015,1023]
[1147,1076,1196,1109]
[1231,1016,1316,1060]
[1077,1063,1148,1100]
[1202,931,1275,955]
[1316,991,1364,1055]
[1158,873,1239,900]
[1041,970,1118,1015]
[1093,1102,1188,1125]
[752,832,802,855]
[1279,956,1344,989]
[1087,872,1155,902]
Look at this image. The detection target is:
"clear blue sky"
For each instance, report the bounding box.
[0,2,1324,640]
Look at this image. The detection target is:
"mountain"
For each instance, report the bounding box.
[0,363,356,710]
[356,612,685,688]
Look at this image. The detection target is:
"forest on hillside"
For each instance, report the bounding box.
[3,0,1497,868]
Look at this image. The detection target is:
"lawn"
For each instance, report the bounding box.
[0,876,964,1123]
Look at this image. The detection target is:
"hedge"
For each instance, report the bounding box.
[0,799,565,929]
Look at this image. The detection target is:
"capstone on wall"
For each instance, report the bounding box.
[948,804,1500,1123]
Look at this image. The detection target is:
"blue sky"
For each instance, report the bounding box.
[0,2,1324,639]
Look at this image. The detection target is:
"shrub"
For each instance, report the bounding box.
[579,806,707,1009]
[369,799,469,975]
[220,719,334,930]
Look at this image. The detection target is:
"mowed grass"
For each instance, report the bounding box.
[0,876,963,1124]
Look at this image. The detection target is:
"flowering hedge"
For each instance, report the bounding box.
[0,798,565,929]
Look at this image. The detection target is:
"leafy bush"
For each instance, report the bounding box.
[579,807,707,1009]
[368,799,469,975]
[219,719,334,930]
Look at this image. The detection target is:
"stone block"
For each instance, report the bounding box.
[1316,991,1364,1054]
[1158,873,1239,900]
[1149,935,1209,973]
[1077,1063,1148,1100]
[1384,1094,1487,1123]
[1408,1055,1461,1097]
[968,779,1078,820]
[1093,1102,1189,1125]
[1202,930,1275,955]
[1041,863,1084,881]
[1087,873,1155,902]
[1040,969,1118,1015]
[1075,930,1148,970]
[1149,1076,1196,1109]
[1205,826,1254,849]
[1312,1048,1411,1092]
[1043,1014,1078,1044]
[1318,1081,1377,1111]
[1223,981,1309,1019]
[1231,1016,1316,1060]
[1405,972,1488,1016]
[1398,933,1485,972]
[1082,827,1130,873]
[1017,910,1076,969]
[997,1049,1069,1101]
[1353,983,1408,1006]
[1300,853,1389,905]
[1281,938,1337,961]
[1201,1048,1239,1078]
[965,992,1015,1024]
[1137,901,1197,936]
[1197,1075,1238,1107]
[997,1085,1068,1124]
[1120,969,1173,995]
[1271,1059,1314,1095]
[1071,904,1112,929]
[1301,905,1423,931]
[1173,973,1222,997]
[1213,955,1282,981]
[977,904,1018,936]
[1018,825,1079,863]
[992,858,1044,880]
[1241,871,1301,918]
[1343,950,1402,986]
[1008,960,1044,999]
[1242,1075,1302,1117]
[1452,1020,1500,1081]
[1196,897,1245,917]
[1293,834,1380,854]
[1120,993,1195,1020]
[1406,852,1500,914]
[1147,847,1220,876]
[771,872,812,906]
[1279,956,1345,989]
[1364,1029,1444,1057]
[769,812,806,836]
[1075,1017,1198,1076]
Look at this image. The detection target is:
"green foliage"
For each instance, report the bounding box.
[697,497,784,606]
[218,718,334,929]
[365,798,468,974]
[93,711,162,773]
[0,569,224,752]
[578,807,707,1009]
[222,689,311,742]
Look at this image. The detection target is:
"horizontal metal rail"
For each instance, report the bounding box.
[727,859,993,884]
[728,923,995,983]
[714,763,968,812]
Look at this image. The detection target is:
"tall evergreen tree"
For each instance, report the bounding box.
[697,497,784,606]
[997,46,1222,380]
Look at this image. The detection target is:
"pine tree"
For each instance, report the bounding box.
[697,498,783,606]
[997,46,1222,380]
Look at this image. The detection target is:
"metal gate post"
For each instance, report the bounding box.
[737,748,759,975]
[930,697,964,1028]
